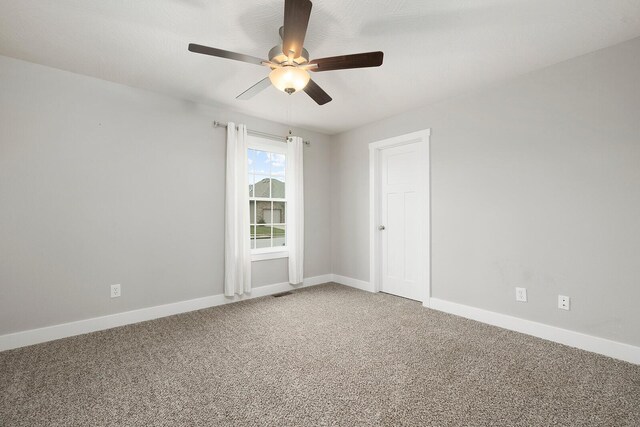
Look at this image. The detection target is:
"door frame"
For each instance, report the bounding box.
[369,129,431,306]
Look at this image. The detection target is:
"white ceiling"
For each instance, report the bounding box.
[1,1,639,134]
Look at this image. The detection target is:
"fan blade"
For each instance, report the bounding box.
[309,51,384,72]
[236,77,271,100]
[282,0,312,60]
[303,79,331,105]
[188,44,265,66]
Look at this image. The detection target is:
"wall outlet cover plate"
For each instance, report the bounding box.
[515,287,527,302]
[110,284,121,298]
[558,295,570,310]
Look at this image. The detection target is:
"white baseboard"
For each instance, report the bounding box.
[6,275,636,366]
[429,298,640,365]
[329,274,639,365]
[331,274,374,292]
[0,274,333,352]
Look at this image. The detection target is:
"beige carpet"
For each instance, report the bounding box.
[1,283,639,426]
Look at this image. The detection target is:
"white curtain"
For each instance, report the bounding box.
[224,123,251,296]
[287,136,305,285]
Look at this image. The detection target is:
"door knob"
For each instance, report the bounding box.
[378,225,386,230]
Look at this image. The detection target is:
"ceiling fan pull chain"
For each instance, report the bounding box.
[287,95,292,138]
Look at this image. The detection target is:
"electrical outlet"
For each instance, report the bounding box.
[110,284,121,298]
[515,287,527,302]
[558,295,570,310]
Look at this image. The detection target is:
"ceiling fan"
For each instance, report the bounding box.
[188,0,384,105]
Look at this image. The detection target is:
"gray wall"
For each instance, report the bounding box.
[3,36,640,347]
[331,37,640,346]
[0,55,332,334]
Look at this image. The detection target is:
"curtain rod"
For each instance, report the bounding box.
[212,121,311,146]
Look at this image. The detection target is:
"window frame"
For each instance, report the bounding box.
[247,136,289,262]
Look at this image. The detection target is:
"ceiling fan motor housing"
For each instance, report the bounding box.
[269,45,309,65]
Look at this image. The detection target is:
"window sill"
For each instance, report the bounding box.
[251,250,289,262]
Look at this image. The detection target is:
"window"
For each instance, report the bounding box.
[248,136,288,260]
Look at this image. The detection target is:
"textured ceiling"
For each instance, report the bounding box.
[1,0,639,134]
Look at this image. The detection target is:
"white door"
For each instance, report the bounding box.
[379,142,424,301]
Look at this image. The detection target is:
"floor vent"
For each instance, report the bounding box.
[272,291,293,298]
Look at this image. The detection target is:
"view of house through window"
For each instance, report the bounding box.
[248,147,286,251]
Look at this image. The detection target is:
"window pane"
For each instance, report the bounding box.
[253,176,270,198]
[249,149,270,175]
[272,201,286,223]
[263,201,274,224]
[250,225,256,249]
[255,200,270,225]
[250,174,270,197]
[250,200,255,224]
[270,153,286,178]
[273,225,286,247]
[271,177,285,198]
[255,225,271,248]
[248,149,258,173]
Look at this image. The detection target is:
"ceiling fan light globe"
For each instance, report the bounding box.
[269,67,310,94]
